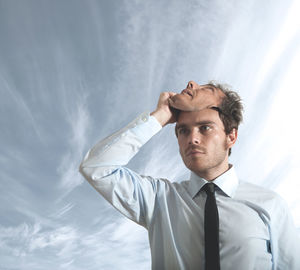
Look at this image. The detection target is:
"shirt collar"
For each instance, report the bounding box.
[188,165,239,198]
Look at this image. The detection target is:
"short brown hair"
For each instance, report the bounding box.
[207,81,243,155]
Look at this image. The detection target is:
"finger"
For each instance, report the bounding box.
[168,98,177,108]
[168,92,178,97]
[159,92,170,102]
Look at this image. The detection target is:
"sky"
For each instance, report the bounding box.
[1,0,300,269]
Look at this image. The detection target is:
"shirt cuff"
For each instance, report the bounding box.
[131,112,162,144]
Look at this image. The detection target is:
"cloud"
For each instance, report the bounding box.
[78,217,151,269]
[57,89,91,192]
[0,215,150,270]
[0,73,44,143]
[50,203,74,219]
[0,221,80,269]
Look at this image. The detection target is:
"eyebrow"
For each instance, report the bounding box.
[176,121,216,130]
[211,106,228,117]
[203,85,216,92]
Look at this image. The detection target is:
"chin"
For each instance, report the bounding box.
[171,96,190,110]
[185,160,206,173]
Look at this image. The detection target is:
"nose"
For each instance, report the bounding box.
[188,129,200,145]
[186,81,199,89]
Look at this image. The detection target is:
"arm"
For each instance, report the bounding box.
[271,198,300,269]
[79,92,177,227]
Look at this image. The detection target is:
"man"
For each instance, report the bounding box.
[79,81,299,270]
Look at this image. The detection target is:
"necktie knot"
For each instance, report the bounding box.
[203,182,216,194]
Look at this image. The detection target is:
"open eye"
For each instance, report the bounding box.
[178,128,189,135]
[200,125,211,133]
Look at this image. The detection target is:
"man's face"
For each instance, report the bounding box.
[176,108,235,180]
[169,81,225,111]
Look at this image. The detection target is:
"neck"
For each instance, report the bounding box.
[194,163,230,181]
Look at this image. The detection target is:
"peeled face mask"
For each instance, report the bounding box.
[169,84,225,112]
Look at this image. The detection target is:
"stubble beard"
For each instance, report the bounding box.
[182,139,229,179]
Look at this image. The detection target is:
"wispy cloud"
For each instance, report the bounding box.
[0,221,79,268]
[0,214,150,270]
[57,87,91,192]
[50,203,74,219]
[0,73,44,143]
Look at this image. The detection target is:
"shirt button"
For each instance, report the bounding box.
[142,116,147,122]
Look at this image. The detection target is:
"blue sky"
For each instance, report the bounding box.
[1,0,300,269]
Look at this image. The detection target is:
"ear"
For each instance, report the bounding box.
[226,128,238,148]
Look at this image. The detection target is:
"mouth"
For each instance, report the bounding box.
[181,89,193,98]
[186,150,205,156]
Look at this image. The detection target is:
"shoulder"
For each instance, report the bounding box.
[238,181,278,197]
[237,180,289,211]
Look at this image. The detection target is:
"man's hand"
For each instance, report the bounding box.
[151,92,179,127]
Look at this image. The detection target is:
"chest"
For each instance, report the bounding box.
[152,190,270,248]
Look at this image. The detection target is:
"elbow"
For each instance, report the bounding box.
[79,162,94,182]
[79,149,91,177]
[79,160,88,178]
[78,161,113,182]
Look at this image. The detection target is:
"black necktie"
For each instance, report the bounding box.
[203,183,220,270]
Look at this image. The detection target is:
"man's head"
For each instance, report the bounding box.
[173,81,243,179]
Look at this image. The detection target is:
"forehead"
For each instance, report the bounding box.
[197,84,217,91]
[194,84,225,98]
[177,108,223,126]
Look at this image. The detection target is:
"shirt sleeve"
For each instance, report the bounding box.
[271,196,300,270]
[79,112,162,228]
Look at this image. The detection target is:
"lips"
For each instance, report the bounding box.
[187,150,204,156]
[181,89,193,98]
[185,147,205,156]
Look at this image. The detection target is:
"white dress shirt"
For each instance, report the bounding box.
[80,112,300,270]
